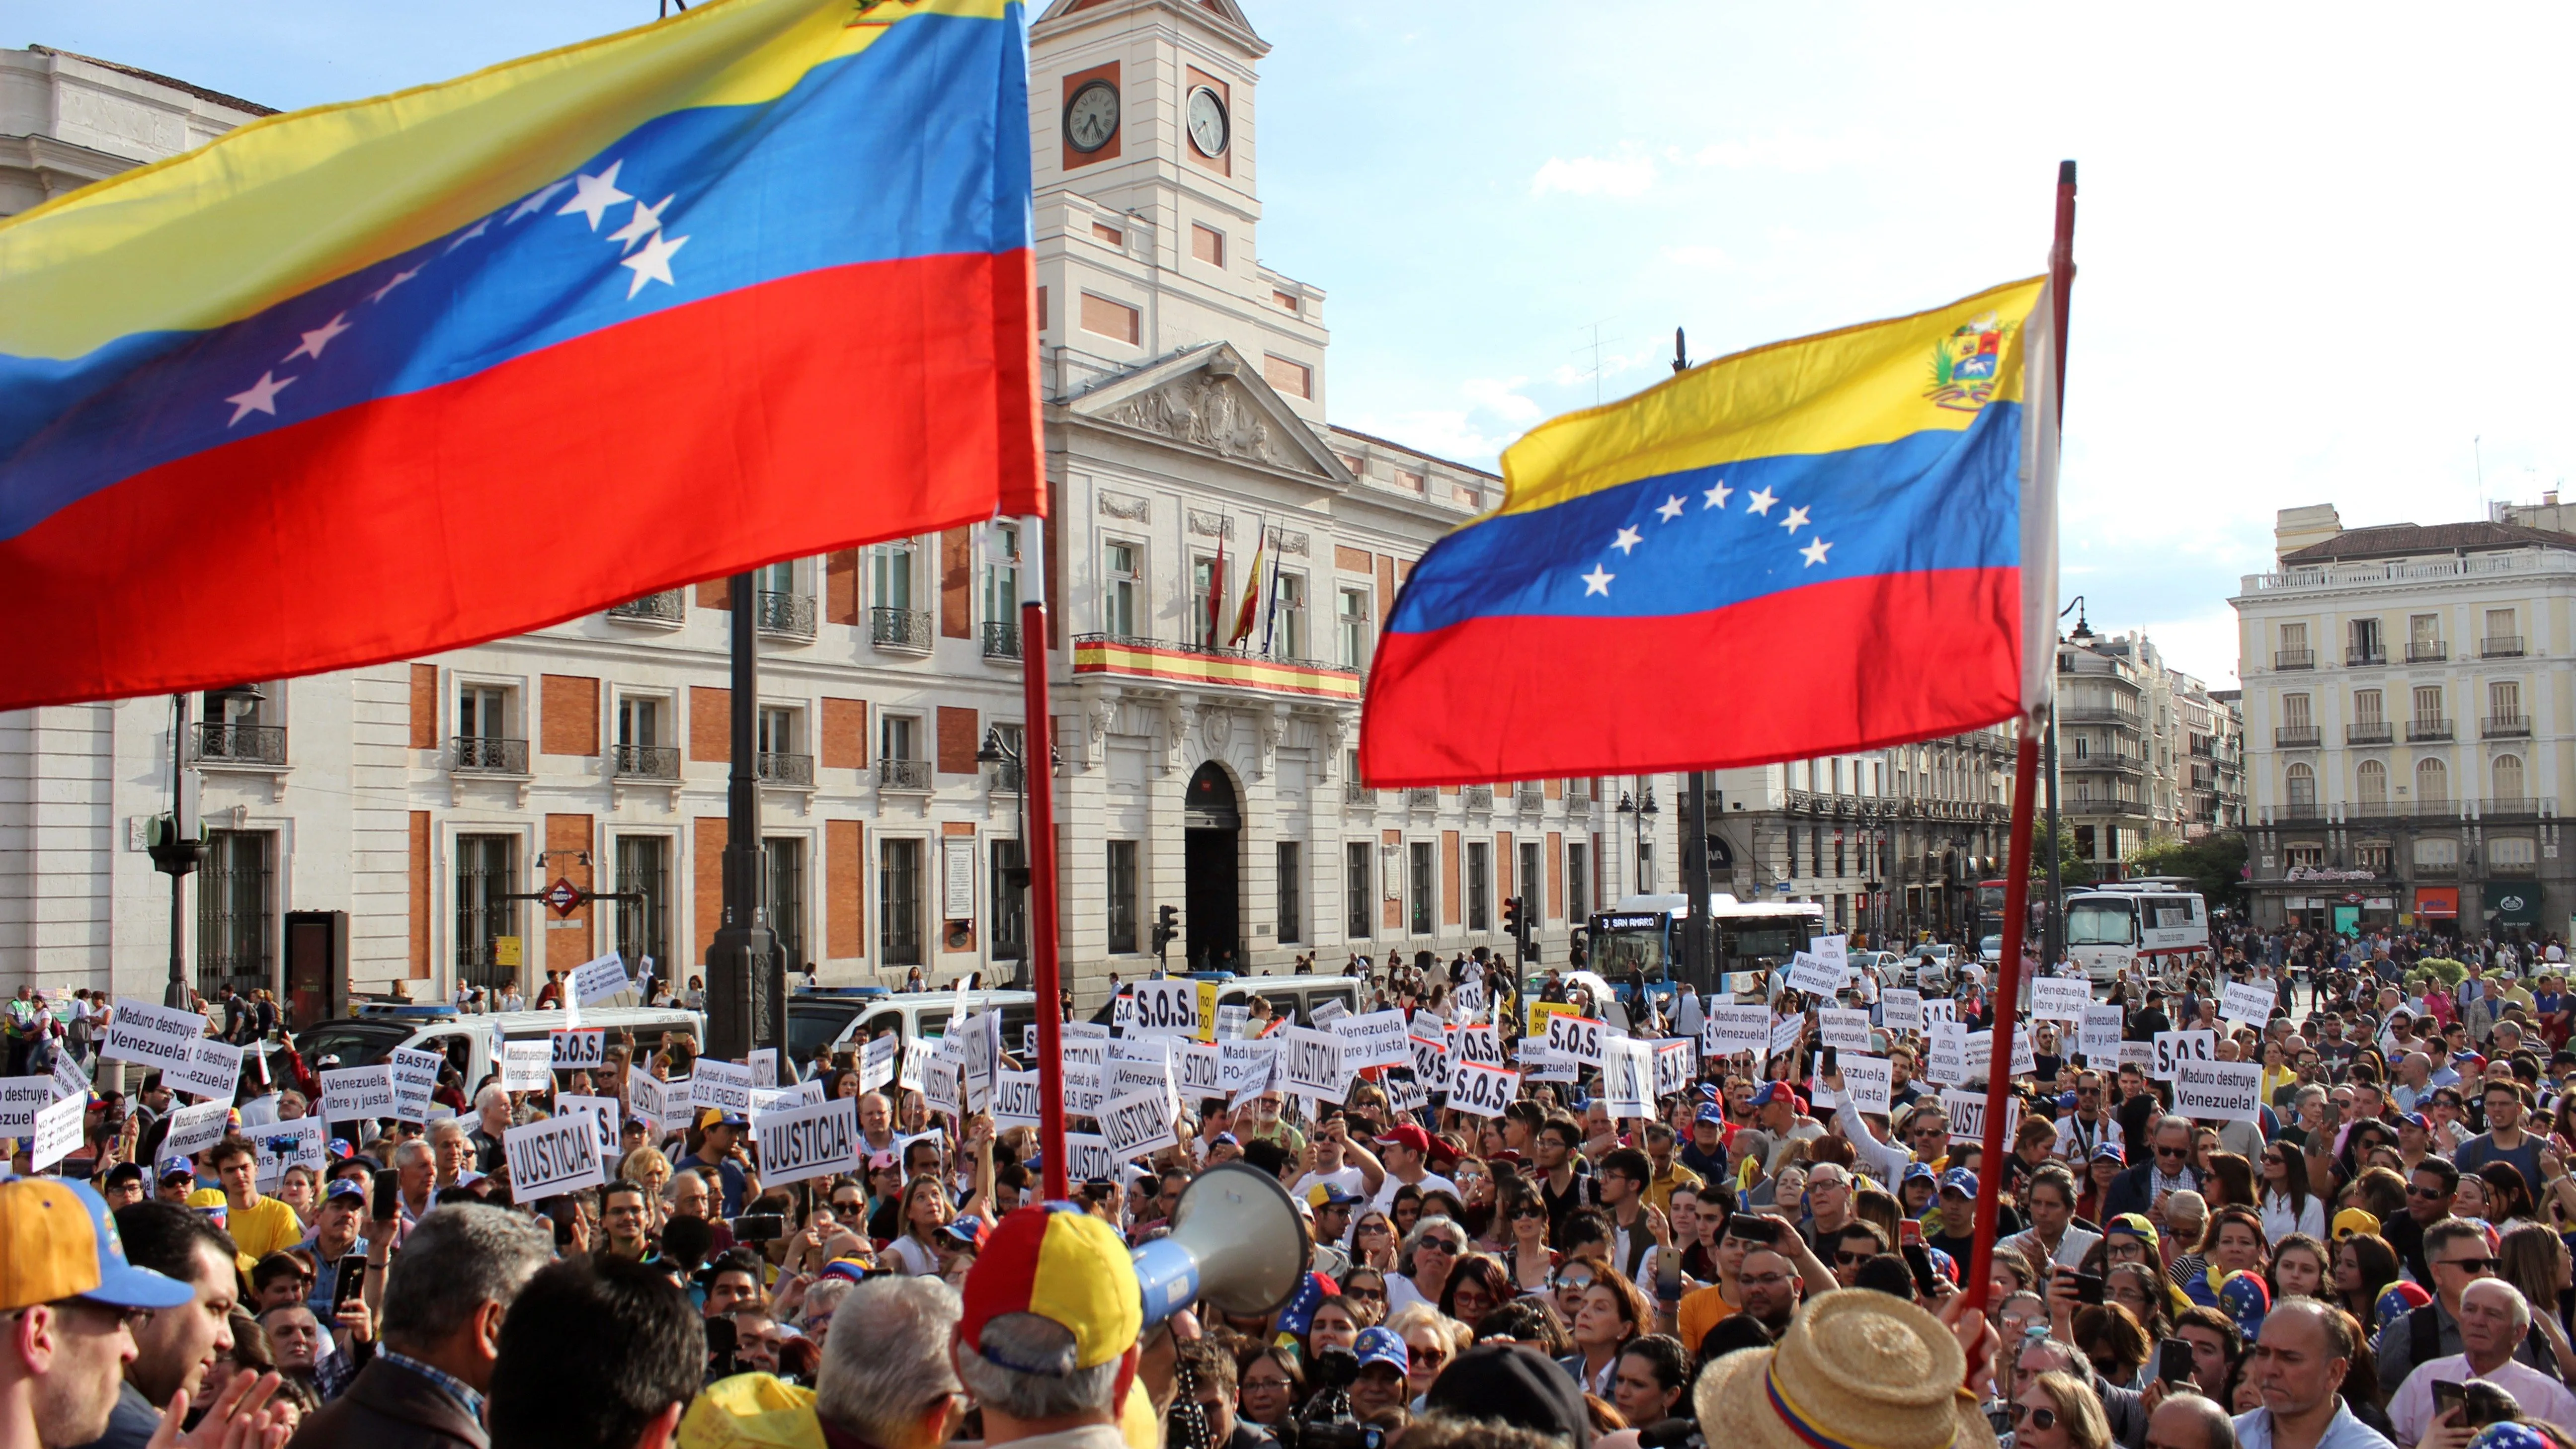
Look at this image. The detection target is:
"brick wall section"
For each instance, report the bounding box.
[1382,829,1402,931]
[1496,833,1514,902]
[545,814,594,969]
[827,819,864,960]
[1545,778,1562,800]
[409,811,431,978]
[540,675,598,756]
[936,706,979,775]
[1441,831,1460,926]
[1546,831,1563,920]
[820,698,868,770]
[409,665,438,748]
[693,817,727,964]
[939,527,972,639]
[1335,545,1372,574]
[825,550,860,626]
[1376,555,1396,627]
[697,579,729,610]
[690,687,729,763]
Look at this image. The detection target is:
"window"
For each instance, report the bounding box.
[1263,355,1312,399]
[983,524,1020,624]
[2281,622,2308,650]
[758,706,797,756]
[459,685,511,740]
[1274,572,1307,658]
[1277,841,1303,945]
[1274,289,1300,313]
[1104,541,1141,637]
[1520,842,1541,919]
[2485,608,2517,651]
[2349,618,2381,659]
[2414,836,2458,867]
[614,836,670,970]
[765,838,806,970]
[871,541,915,611]
[2356,759,2388,807]
[881,714,919,762]
[2352,689,2383,725]
[2493,754,2526,803]
[618,696,662,748]
[2285,843,2325,869]
[197,829,272,1000]
[2283,693,2312,727]
[2491,836,2537,867]
[1106,841,1139,954]
[1346,843,1372,939]
[2415,756,2449,805]
[454,834,517,989]
[2412,686,2444,726]
[2408,613,2440,647]
[2490,680,2522,720]
[880,838,923,966]
[2355,841,2392,873]
[1833,833,1847,877]
[1465,841,1490,931]
[1337,588,1371,669]
[1190,557,1218,645]
[1190,223,1224,265]
[1091,221,1124,246]
[2285,762,2317,808]
[990,838,1027,961]
[1567,841,1590,923]
[1409,842,1435,936]
[1079,292,1139,344]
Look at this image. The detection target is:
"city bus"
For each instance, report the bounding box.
[2064,884,2208,986]
[1584,893,1827,1006]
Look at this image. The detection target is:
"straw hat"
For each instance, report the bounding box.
[1695,1289,1998,1449]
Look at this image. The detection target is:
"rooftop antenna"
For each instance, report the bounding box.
[1571,319,1617,405]
[660,0,687,15]
[1672,326,1689,375]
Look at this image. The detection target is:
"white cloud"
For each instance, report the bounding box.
[1530,153,1657,198]
[1459,376,1542,424]
[2135,611,2246,690]
[1550,347,1659,390]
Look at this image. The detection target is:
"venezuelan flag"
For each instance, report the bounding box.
[1360,277,2059,787]
[0,0,1038,711]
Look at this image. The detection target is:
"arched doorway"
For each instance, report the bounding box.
[1183,762,1241,970]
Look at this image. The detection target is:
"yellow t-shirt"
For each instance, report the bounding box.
[1675,1281,1738,1355]
[198,1190,304,1263]
[1646,1161,1705,1216]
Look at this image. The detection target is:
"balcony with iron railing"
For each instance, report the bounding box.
[2407,718,2454,742]
[1068,633,1363,704]
[606,590,685,625]
[1405,787,1440,809]
[2270,801,2327,822]
[878,758,932,792]
[2346,723,2394,746]
[2058,703,2142,723]
[2478,796,2551,820]
[982,621,1020,660]
[1566,779,1593,804]
[2272,649,2317,671]
[452,736,530,774]
[2274,725,2323,748]
[756,751,814,787]
[2406,641,2448,663]
[1344,779,1372,805]
[1517,784,1546,812]
[871,607,933,652]
[2483,715,2531,738]
[2482,635,2525,658]
[191,722,287,767]
[2345,646,2386,667]
[2067,752,2149,774]
[1461,785,1494,811]
[988,758,1024,794]
[2490,858,2539,877]
[751,590,815,640]
[2415,860,2461,878]
[611,744,679,780]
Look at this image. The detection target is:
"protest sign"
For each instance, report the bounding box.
[319,1065,399,1124]
[2117,1041,2158,1073]
[1179,1044,1223,1102]
[1838,1053,1895,1115]
[161,1038,242,1104]
[993,1070,1044,1128]
[1309,997,1351,1028]
[2079,1006,2124,1065]
[1449,1062,1521,1118]
[748,1084,821,1113]
[1100,1084,1180,1161]
[556,1094,623,1158]
[1926,1023,1968,1086]
[1382,1068,1430,1115]
[1335,1010,1412,1071]
[1882,988,1924,1033]
[749,1048,780,1088]
[1526,998,1575,1038]
[1786,952,1845,998]
[2220,981,2276,1028]
[1920,998,1957,1029]
[1601,1039,1655,1119]
[1455,1023,1505,1067]
[551,1029,607,1072]
[2152,1031,2215,1082]
[29,1093,83,1173]
[2030,979,2093,1023]
[1817,1009,1873,1053]
[1409,1035,1452,1095]
[499,1041,554,1093]
[253,1119,327,1191]
[1769,1014,1806,1061]
[1454,981,1486,1021]
[2008,1028,2036,1079]
[1214,1005,1250,1041]
[751,1096,861,1187]
[388,1048,442,1122]
[50,1051,89,1104]
[1941,1087,2021,1147]
[1811,934,1850,972]
[1111,994,1136,1035]
[1703,1005,1769,1059]
[1061,1020,1110,1053]
[504,1113,606,1198]
[1962,1030,1995,1081]
[100,1000,206,1074]
[1652,1040,1694,1100]
[570,951,633,1007]
[921,1052,965,1119]
[860,1034,898,1092]
[1218,1038,1276,1094]
[1282,1027,1347,1102]
[1063,1058,1106,1117]
[161,1099,233,1159]
[1063,1132,1113,1184]
[1524,1036,1578,1083]
[1129,979,1200,1039]
[2173,1060,2263,1124]
[692,1057,754,1113]
[1195,981,1221,1044]
[1545,1013,1608,1067]
[1110,1038,1175,1098]
[626,1069,688,1134]
[0,1077,55,1134]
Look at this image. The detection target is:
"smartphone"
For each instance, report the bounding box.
[731,1213,787,1243]
[371,1172,400,1223]
[1819,1046,1839,1075]
[2071,1271,2105,1306]
[2157,1338,2196,1386]
[332,1254,370,1316]
[703,1315,739,1379]
[1898,1219,1924,1249]
[1724,1217,1777,1245]
[2431,1382,2466,1426]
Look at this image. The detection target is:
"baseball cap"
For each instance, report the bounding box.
[1306,1182,1363,1209]
[1694,1104,1726,1127]
[2106,1213,2160,1249]
[158,1157,195,1182]
[2091,1143,2126,1166]
[1353,1325,1409,1373]
[1924,1246,1960,1286]
[941,1217,986,1251]
[1377,1123,1437,1157]
[1937,1167,1977,1199]
[0,1178,196,1312]
[323,1180,367,1205]
[101,1162,144,1191]
[696,1107,748,1129]
[2216,1271,2271,1341]
[960,1205,1141,1374]
[2397,1112,2431,1132]
[1901,1161,1935,1187]
[2332,1208,2381,1240]
[1273,1270,1341,1338]
[2374,1280,2430,1328]
[1750,1082,1806,1114]
[1696,1083,1722,1103]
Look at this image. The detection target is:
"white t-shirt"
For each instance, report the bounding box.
[1370,1170,1458,1214]
[1292,1165,1368,1202]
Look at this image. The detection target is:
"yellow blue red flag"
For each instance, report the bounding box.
[1360,277,2059,786]
[0,0,1039,710]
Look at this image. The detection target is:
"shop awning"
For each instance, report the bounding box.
[2486,887,2540,926]
[2416,886,2459,919]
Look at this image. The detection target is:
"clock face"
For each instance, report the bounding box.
[1187,86,1229,158]
[1065,80,1120,154]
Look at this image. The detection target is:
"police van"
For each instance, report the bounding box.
[790,986,1041,1072]
[1087,973,1366,1033]
[293,1002,706,1090]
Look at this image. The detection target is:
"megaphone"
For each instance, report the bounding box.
[1130,1162,1312,1326]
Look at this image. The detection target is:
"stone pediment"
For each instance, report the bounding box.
[1062,342,1351,485]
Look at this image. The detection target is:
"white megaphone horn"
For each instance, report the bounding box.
[1130,1162,1313,1326]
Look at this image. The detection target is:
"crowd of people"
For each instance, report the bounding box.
[2,914,2574,1449]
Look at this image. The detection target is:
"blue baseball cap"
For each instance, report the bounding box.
[0,1178,197,1312]
[323,1180,367,1204]
[1901,1162,1936,1186]
[157,1157,194,1182]
[1938,1167,1978,1199]
[1694,1104,1726,1127]
[1353,1325,1409,1373]
[1696,1083,1721,1103]
[2092,1143,2127,1165]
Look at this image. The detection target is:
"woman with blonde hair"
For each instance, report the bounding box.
[2014,1368,2113,1449]
[884,1175,952,1276]
[1382,1301,1470,1404]
[620,1146,672,1228]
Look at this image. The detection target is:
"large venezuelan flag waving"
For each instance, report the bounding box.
[0,0,1039,711]
[1360,277,2059,787]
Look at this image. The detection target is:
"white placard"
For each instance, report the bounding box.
[1817,1009,1873,1052]
[1882,988,1924,1033]
[1920,999,1958,1029]
[1702,1005,1769,1059]
[570,951,633,1007]
[1652,1039,1694,1099]
[0,1077,54,1133]
[692,1058,754,1112]
[1455,1023,1505,1068]
[499,1041,554,1092]
[1940,1087,2021,1147]
[1218,1038,1277,1094]
[29,1092,84,1172]
[1178,1044,1223,1102]
[1110,1037,1175,1097]
[943,837,976,918]
[751,1096,861,1187]
[1545,1013,1609,1067]
[1130,980,1200,1039]
[2008,1027,2037,1079]
[626,1070,689,1134]
[388,1048,443,1123]
[166,1038,242,1104]
[1449,1061,1521,1118]
[1599,1038,1655,1118]
[1786,952,1845,998]
[1214,1005,1250,1041]
[860,1035,898,1092]
[100,999,207,1073]
[1063,1132,1113,1184]
[1308,997,1351,1028]
[51,1050,90,1103]
[319,1065,399,1124]
[2172,1059,2263,1124]
[1962,1029,1994,1081]
[161,1098,233,1158]
[1408,1035,1451,1093]
[748,1081,824,1113]
[1282,1027,1347,1102]
[504,1113,606,1199]
[2117,1040,2158,1073]
[2079,1006,2124,1065]
[1524,1036,1578,1083]
[2152,1030,2215,1082]
[1100,1084,1180,1161]
[1335,1010,1413,1071]
[2031,979,2093,1023]
[1454,982,1487,1020]
[1061,1020,1111,1052]
[1769,1014,1806,1061]
[749,1048,780,1088]
[252,1118,327,1191]
[550,1029,606,1072]
[1838,1053,1895,1115]
[993,1069,1044,1127]
[1926,1022,1968,1086]
[1111,995,1136,1035]
[921,1053,964,1119]
[556,1094,623,1159]
[2219,982,2275,1028]
[1063,1058,1106,1117]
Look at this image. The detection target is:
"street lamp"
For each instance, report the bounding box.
[1615,787,1660,896]
[146,693,204,1010]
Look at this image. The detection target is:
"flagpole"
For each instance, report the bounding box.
[1019,515,1069,1201]
[1963,159,2076,1317]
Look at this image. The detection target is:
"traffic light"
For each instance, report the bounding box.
[1151,905,1180,960]
[1500,895,1524,943]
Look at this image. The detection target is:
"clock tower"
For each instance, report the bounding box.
[1028,0,1326,417]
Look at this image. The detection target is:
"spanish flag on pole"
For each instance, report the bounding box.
[1228,523,1268,646]
[0,0,1040,711]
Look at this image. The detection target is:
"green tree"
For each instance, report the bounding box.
[2129,833,2249,910]
[2027,815,2093,894]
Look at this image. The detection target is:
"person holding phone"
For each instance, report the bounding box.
[2385,1280,2576,1446]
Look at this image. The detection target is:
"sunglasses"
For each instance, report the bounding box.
[1419,1239,1462,1255]
[2156,1147,2190,1160]
[1343,1286,1386,1301]
[1511,1205,1548,1220]
[1553,1274,1597,1290]
[2437,1257,2498,1275]
[1834,1250,1874,1266]
[2407,1185,2448,1199]
[2012,1405,2059,1430]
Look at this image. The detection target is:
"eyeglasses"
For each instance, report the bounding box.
[1410,1343,1449,1367]
[1834,1250,1874,1266]
[1357,1222,1390,1236]
[2012,1405,2060,1430]
[2155,1146,2190,1160]
[1242,1375,1293,1393]
[2436,1256,2498,1275]
[1342,1287,1386,1302]
[1511,1205,1548,1220]
[2407,1185,2448,1200]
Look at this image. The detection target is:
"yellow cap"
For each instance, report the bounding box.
[0,1179,105,1310]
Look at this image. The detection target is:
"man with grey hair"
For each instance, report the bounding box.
[289,1204,554,1449]
[814,1278,965,1449]
[465,1085,515,1174]
[2386,1278,2576,1443]
[2145,1393,2239,1449]
[425,1118,475,1192]
[388,1138,438,1229]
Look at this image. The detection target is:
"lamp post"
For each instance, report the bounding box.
[146,693,204,1010]
[976,724,1053,989]
[1614,787,1660,898]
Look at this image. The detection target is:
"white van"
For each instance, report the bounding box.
[791,987,1042,1071]
[1086,975,1367,1033]
[294,1003,706,1090]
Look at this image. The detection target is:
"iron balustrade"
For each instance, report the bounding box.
[607,591,685,624]
[2273,726,2323,748]
[2407,718,2454,742]
[2346,723,2393,746]
[982,620,1021,659]
[2482,716,2531,738]
[2345,647,2385,667]
[2406,641,2448,663]
[453,736,529,773]
[192,722,287,766]
[612,744,680,780]
[871,607,933,650]
[1462,786,1494,810]
[879,758,932,791]
[756,752,814,786]
[756,591,816,639]
[2482,635,2526,658]
[2274,649,2317,670]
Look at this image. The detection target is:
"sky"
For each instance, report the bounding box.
[21,1,2576,688]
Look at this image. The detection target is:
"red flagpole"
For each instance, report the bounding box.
[1961,160,2075,1316]
[1019,516,1069,1201]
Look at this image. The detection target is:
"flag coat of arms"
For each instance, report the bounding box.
[0,0,1040,711]
[1360,277,2058,786]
